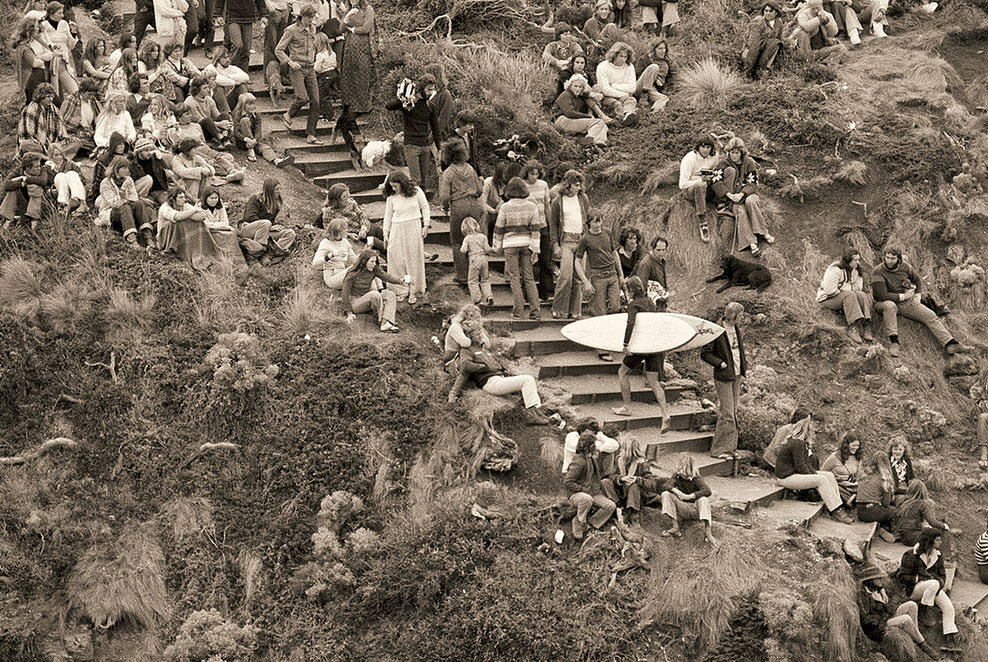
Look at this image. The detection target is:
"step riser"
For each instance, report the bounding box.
[297,159,353,177]
[283,142,352,155]
[511,338,580,356]
[316,173,387,191]
[605,411,713,433]
[748,488,786,509]
[643,435,711,456]
[538,364,631,378]
[569,388,686,405]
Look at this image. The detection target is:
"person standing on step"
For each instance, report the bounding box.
[424,63,455,145]
[521,160,554,301]
[678,136,719,243]
[459,217,494,307]
[438,139,484,287]
[493,177,542,320]
[339,0,376,115]
[383,170,429,305]
[575,212,624,319]
[218,0,268,71]
[612,276,671,431]
[817,247,874,343]
[263,0,289,74]
[660,455,718,547]
[856,451,899,542]
[700,301,746,459]
[617,227,643,277]
[276,5,322,145]
[896,529,961,654]
[386,77,441,195]
[976,515,988,584]
[565,430,618,541]
[773,415,856,523]
[443,111,480,174]
[871,247,971,358]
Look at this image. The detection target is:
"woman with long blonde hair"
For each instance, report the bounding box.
[856,451,897,542]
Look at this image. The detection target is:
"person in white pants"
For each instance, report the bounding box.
[773,416,855,523]
[898,529,960,652]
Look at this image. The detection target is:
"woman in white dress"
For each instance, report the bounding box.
[383,170,430,304]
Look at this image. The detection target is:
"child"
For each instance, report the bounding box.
[314,32,339,123]
[459,216,494,306]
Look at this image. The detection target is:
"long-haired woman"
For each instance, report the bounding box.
[383,170,430,304]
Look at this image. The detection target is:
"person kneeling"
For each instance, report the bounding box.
[660,455,718,546]
[565,430,617,540]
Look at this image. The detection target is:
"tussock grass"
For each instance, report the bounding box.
[237,549,263,608]
[640,161,681,196]
[809,564,859,662]
[539,435,564,472]
[67,528,169,629]
[161,497,215,540]
[832,160,868,185]
[105,288,156,350]
[191,270,257,332]
[282,263,343,337]
[41,280,97,334]
[881,625,918,662]
[0,257,44,320]
[677,59,743,111]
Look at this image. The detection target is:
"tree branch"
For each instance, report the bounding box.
[84,351,120,383]
[0,438,79,466]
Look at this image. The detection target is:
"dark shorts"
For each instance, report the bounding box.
[622,352,665,378]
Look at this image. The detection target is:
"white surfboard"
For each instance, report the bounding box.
[561,313,696,354]
[665,313,726,353]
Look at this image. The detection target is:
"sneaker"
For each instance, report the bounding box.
[699,222,711,243]
[572,517,585,541]
[426,253,439,262]
[830,508,854,524]
[761,233,775,244]
[846,327,863,343]
[749,243,761,258]
[282,111,292,131]
[275,154,295,168]
[877,527,897,543]
[522,408,551,426]
[888,342,900,357]
[306,135,324,145]
[380,321,400,333]
[871,21,887,37]
[621,111,639,127]
[945,341,974,355]
[612,406,632,416]
[849,28,862,45]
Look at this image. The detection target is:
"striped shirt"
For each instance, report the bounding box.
[976,532,988,565]
[493,199,541,251]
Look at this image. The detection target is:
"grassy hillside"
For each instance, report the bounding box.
[2,0,988,660]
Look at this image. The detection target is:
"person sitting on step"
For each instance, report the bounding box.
[871,247,971,358]
[821,430,862,505]
[896,529,961,653]
[456,319,552,426]
[660,455,718,547]
[855,451,898,542]
[678,136,719,243]
[893,479,957,593]
[562,418,619,475]
[774,414,856,524]
[888,435,914,502]
[564,430,618,541]
[762,407,811,470]
[612,276,671,431]
[817,247,875,343]
[231,92,295,167]
[709,137,774,257]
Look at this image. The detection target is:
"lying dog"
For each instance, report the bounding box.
[706,255,772,293]
[264,60,288,105]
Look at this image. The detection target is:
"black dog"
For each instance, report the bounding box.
[706,255,772,293]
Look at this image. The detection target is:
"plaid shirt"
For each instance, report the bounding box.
[18,101,66,154]
[60,93,103,136]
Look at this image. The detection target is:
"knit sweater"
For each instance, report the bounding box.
[493,198,541,251]
[872,261,923,302]
[437,163,481,209]
[774,438,814,479]
[385,97,439,148]
[855,474,892,506]
[341,267,403,313]
[595,60,637,98]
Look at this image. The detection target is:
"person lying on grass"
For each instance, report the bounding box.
[612,276,670,432]
[660,455,718,547]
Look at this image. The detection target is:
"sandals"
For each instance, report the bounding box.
[661,529,682,538]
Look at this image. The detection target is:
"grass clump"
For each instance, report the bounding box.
[66,528,169,629]
[677,58,744,111]
[163,608,256,662]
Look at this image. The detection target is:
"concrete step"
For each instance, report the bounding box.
[422,244,504,267]
[708,476,788,511]
[625,427,712,455]
[650,451,733,478]
[536,351,630,378]
[808,516,879,556]
[361,200,449,224]
[313,169,389,193]
[268,115,359,137]
[291,150,357,177]
[187,45,263,71]
[509,326,580,357]
[757,500,825,528]
[572,400,714,433]
[483,307,564,332]
[275,133,354,155]
[542,373,691,405]
[869,539,988,611]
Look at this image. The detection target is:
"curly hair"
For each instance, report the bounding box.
[385,170,418,197]
[619,226,642,249]
[504,177,530,199]
[575,430,597,455]
[604,41,634,64]
[520,159,545,181]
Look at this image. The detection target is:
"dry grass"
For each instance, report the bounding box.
[881,625,918,662]
[539,435,564,473]
[105,288,156,350]
[237,549,264,609]
[677,59,743,111]
[67,528,170,629]
[809,564,860,662]
[161,497,216,541]
[281,263,344,337]
[41,280,98,334]
[832,160,868,186]
[191,270,259,332]
[640,161,681,196]
[0,257,44,320]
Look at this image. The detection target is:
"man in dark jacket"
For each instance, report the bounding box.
[441,111,480,173]
[872,247,969,357]
[386,76,441,193]
[565,431,617,540]
[855,564,940,660]
[660,455,717,546]
[700,301,746,459]
[220,0,269,70]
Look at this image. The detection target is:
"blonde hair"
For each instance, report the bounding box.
[563,74,589,93]
[676,455,699,479]
[326,217,348,240]
[724,301,744,323]
[461,216,481,235]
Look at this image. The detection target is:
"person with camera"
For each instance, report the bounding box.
[678,136,719,243]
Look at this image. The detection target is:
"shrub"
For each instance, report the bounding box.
[677,58,743,111]
[0,258,44,321]
[317,490,364,532]
[163,609,257,662]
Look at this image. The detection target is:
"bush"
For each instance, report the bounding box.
[163,609,257,662]
[678,58,744,110]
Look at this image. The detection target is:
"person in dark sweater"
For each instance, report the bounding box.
[774,416,855,523]
[633,235,670,309]
[342,249,406,333]
[894,480,957,594]
[897,529,960,651]
[617,226,642,276]
[441,111,480,174]
[855,451,898,542]
[132,137,171,204]
[612,277,670,430]
[700,301,746,459]
[552,74,609,147]
[219,0,269,70]
[386,77,442,193]
[855,564,940,660]
[565,430,617,540]
[660,455,717,546]
[871,247,970,357]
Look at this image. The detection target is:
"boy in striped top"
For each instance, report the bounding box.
[977,515,988,584]
[493,177,542,320]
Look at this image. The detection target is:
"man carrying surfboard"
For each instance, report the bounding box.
[612,276,671,433]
